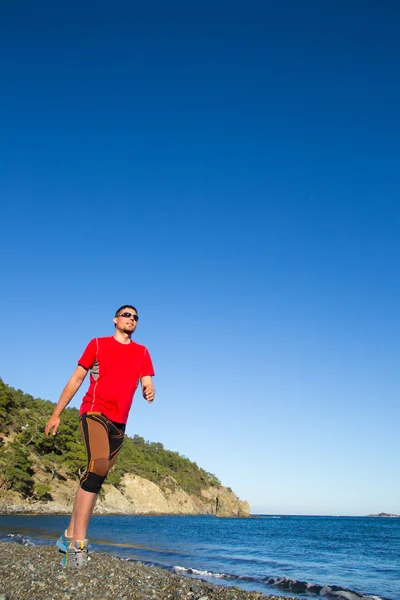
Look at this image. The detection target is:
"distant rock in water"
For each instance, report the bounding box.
[367,512,399,518]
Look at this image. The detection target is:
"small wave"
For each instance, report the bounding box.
[3,533,35,546]
[172,565,388,600]
[173,565,228,579]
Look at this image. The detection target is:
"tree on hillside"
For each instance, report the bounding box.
[0,439,34,496]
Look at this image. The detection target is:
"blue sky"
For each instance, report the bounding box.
[1,1,399,515]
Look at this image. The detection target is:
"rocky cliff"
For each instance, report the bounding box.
[0,471,250,517]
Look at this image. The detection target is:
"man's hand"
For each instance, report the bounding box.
[141,376,155,404]
[45,414,60,437]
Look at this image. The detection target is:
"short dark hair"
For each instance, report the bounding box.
[115,305,138,317]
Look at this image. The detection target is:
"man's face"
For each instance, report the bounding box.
[114,309,138,334]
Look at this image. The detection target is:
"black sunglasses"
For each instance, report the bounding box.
[119,312,139,322]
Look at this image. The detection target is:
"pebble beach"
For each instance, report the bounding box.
[0,542,296,600]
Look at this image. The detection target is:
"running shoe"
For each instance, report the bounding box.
[56,530,73,553]
[61,539,89,568]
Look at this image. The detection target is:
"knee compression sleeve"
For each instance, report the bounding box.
[80,457,110,493]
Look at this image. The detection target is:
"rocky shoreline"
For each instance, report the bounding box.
[0,502,192,516]
[0,541,295,600]
[0,504,250,518]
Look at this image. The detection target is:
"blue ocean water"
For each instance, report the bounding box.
[0,514,398,600]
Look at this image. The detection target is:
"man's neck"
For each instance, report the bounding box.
[114,330,132,344]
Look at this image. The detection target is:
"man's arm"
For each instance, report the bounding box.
[141,376,155,404]
[44,365,88,437]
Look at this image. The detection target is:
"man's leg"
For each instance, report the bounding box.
[68,415,125,542]
[69,413,111,543]
[69,486,97,543]
[60,413,125,565]
[66,486,98,538]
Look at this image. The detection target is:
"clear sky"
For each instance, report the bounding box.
[1,1,399,516]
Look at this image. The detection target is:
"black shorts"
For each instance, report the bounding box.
[79,411,126,492]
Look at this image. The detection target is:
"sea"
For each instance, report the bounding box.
[0,514,398,600]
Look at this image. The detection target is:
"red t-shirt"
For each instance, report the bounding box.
[78,336,155,424]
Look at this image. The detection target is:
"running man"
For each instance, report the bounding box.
[45,305,155,568]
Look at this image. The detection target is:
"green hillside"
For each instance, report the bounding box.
[0,379,220,500]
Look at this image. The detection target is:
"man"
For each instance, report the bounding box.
[45,304,155,568]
